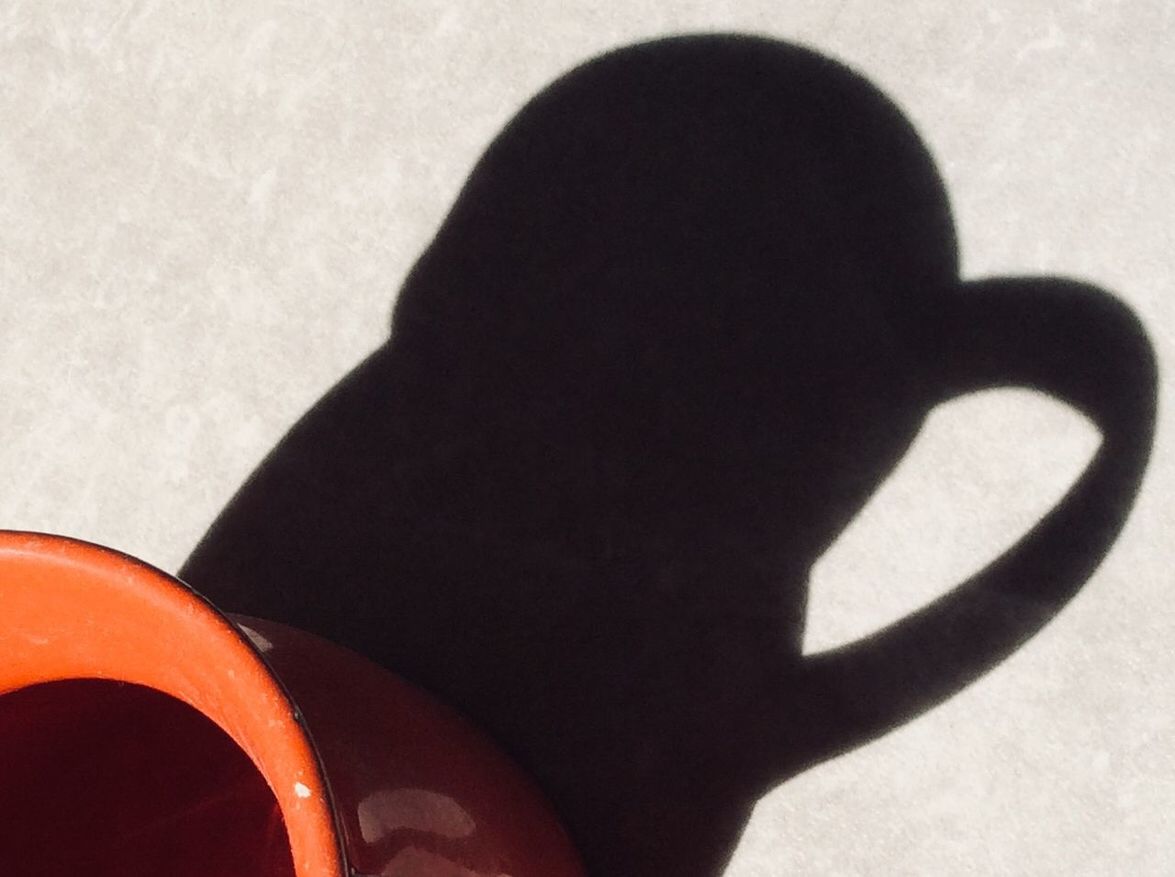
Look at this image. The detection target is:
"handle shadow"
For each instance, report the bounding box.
[780,278,1156,773]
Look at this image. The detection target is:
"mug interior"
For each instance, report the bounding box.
[0,678,295,877]
[0,531,344,877]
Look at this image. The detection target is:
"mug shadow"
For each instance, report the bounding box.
[180,35,1155,875]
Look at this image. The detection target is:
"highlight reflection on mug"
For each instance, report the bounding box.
[356,788,475,843]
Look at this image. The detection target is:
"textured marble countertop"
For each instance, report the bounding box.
[1,2,1171,873]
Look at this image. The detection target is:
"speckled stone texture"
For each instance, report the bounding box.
[1,3,1172,874]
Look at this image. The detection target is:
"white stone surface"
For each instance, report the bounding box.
[1,2,1171,873]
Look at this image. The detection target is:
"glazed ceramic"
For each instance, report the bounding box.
[0,531,585,877]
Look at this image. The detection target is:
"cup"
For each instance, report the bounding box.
[0,531,585,877]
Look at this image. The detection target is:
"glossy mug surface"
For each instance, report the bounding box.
[0,531,585,877]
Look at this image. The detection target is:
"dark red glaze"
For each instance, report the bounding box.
[0,531,585,877]
[234,615,585,877]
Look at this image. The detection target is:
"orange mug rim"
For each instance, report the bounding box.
[0,530,347,877]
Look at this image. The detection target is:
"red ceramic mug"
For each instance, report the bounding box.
[0,531,585,877]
